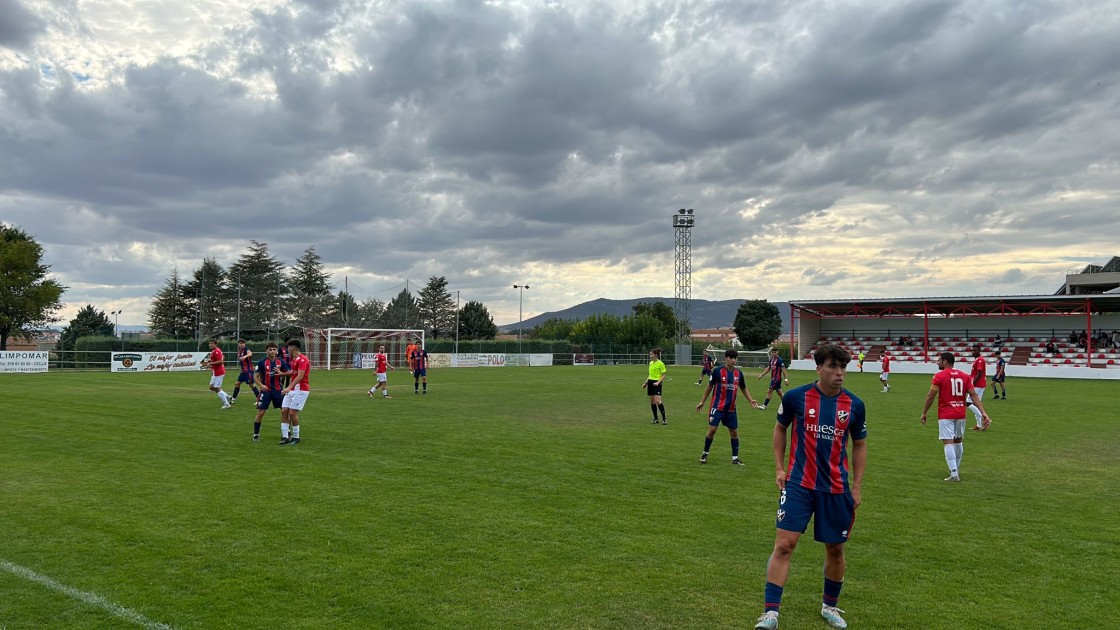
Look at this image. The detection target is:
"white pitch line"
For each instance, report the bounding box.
[0,559,174,629]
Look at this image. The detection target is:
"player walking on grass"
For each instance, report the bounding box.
[968,347,988,430]
[200,339,232,409]
[252,342,288,442]
[367,345,395,398]
[411,343,429,394]
[753,344,866,630]
[280,339,310,445]
[757,348,789,410]
[695,349,759,465]
[643,348,668,424]
[879,350,891,393]
[991,351,1007,399]
[920,352,991,482]
[696,351,713,385]
[230,339,259,404]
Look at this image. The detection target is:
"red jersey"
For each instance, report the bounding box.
[881,355,891,372]
[931,368,973,419]
[971,357,987,388]
[208,347,226,376]
[374,353,389,374]
[289,354,311,391]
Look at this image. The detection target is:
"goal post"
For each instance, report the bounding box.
[303,328,425,370]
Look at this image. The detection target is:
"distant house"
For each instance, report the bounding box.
[690,327,738,344]
[4,330,60,351]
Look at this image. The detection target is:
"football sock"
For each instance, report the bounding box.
[657,403,666,420]
[823,577,843,607]
[232,385,241,399]
[369,387,375,395]
[968,403,983,426]
[281,423,290,438]
[704,437,714,453]
[731,438,740,458]
[651,404,659,421]
[251,386,259,398]
[944,444,957,474]
[415,382,419,392]
[218,391,229,404]
[293,425,300,438]
[764,582,783,613]
[253,422,261,436]
[764,397,772,407]
[422,382,426,392]
[954,443,963,467]
[383,391,389,397]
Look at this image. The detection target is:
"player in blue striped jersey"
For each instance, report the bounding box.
[250,342,289,442]
[695,349,759,465]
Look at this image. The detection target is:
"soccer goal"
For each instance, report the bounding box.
[303,328,425,370]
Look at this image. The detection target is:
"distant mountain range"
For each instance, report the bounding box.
[501,297,791,331]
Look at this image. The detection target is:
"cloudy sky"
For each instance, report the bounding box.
[2,0,1118,327]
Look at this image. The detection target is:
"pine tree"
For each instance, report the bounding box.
[0,224,66,350]
[58,305,115,364]
[183,258,229,341]
[147,269,194,338]
[382,289,418,329]
[287,246,335,328]
[416,276,456,337]
[227,241,287,335]
[354,297,386,328]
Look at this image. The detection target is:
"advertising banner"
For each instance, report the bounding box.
[111,352,210,373]
[0,350,49,373]
[573,353,595,366]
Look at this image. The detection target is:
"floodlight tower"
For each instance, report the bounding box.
[673,209,695,365]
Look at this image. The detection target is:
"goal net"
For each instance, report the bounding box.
[303,328,425,370]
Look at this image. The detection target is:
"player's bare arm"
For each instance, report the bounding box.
[695,382,714,411]
[737,379,759,407]
[772,423,789,490]
[966,385,992,427]
[850,438,867,508]
[919,387,938,424]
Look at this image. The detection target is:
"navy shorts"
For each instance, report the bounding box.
[237,371,254,384]
[769,379,783,392]
[775,484,856,544]
[646,380,663,396]
[257,390,284,410]
[708,408,738,429]
[992,375,1005,383]
[414,368,427,377]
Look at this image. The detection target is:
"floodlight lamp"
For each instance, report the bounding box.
[686,208,693,215]
[679,209,686,214]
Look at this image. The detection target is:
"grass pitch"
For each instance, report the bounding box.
[2,365,1118,629]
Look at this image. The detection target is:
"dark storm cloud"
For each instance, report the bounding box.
[0,0,45,50]
[3,0,1120,321]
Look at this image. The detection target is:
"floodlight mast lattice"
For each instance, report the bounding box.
[673,209,695,363]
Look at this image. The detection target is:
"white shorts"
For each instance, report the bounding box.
[938,419,965,440]
[376,372,388,383]
[971,387,985,402]
[282,389,309,411]
[209,375,225,388]
[879,372,890,381]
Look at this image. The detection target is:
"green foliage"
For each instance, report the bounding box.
[381,288,419,329]
[415,276,456,337]
[631,300,679,340]
[183,257,228,337]
[733,299,783,350]
[458,300,498,339]
[228,240,288,333]
[531,317,576,340]
[1,369,1117,628]
[570,313,623,343]
[352,297,386,328]
[146,269,195,338]
[617,313,667,348]
[0,224,66,349]
[58,306,115,367]
[331,291,360,327]
[287,245,333,327]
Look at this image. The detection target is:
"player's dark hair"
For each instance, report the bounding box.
[972,347,981,356]
[265,342,277,349]
[287,339,301,349]
[939,351,956,364]
[814,344,851,366]
[208,338,218,344]
[238,338,246,344]
[650,348,662,358]
[724,349,738,358]
[770,347,778,353]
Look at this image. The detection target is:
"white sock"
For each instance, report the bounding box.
[969,404,982,427]
[944,444,957,475]
[282,423,290,438]
[368,387,375,394]
[218,391,229,403]
[293,425,300,438]
[383,391,389,397]
[954,443,963,467]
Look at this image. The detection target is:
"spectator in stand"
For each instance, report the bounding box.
[1112,330,1120,349]
[1069,330,1079,344]
[1078,332,1087,349]
[1045,341,1057,355]
[992,334,1003,349]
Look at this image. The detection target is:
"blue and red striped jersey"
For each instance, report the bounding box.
[708,365,746,412]
[778,383,867,494]
[411,349,429,370]
[257,357,289,392]
[238,346,253,373]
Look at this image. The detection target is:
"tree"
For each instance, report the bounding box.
[0,224,65,350]
[58,304,114,361]
[381,289,419,329]
[287,246,334,328]
[531,317,576,340]
[183,258,229,341]
[458,300,498,339]
[353,297,385,328]
[632,301,679,340]
[415,276,456,337]
[228,241,288,334]
[617,313,668,348]
[569,313,623,343]
[147,269,195,338]
[328,291,360,327]
[733,299,783,350]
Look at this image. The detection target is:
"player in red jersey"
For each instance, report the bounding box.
[967,347,988,431]
[367,344,396,399]
[280,339,310,445]
[200,339,232,409]
[920,352,991,482]
[879,350,891,393]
